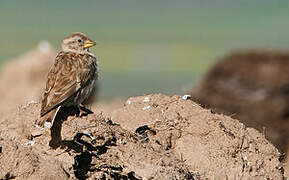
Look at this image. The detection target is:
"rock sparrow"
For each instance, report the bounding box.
[36,32,98,127]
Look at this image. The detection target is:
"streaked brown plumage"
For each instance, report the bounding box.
[36,32,98,127]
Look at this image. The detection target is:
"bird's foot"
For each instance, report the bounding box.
[77,105,93,117]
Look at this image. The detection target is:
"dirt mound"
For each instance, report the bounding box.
[0,94,283,179]
[191,50,289,152]
[0,42,56,117]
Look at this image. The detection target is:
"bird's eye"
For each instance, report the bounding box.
[77,39,82,43]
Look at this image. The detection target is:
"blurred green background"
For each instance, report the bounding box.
[0,0,289,98]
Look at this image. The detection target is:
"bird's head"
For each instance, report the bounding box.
[62,32,96,52]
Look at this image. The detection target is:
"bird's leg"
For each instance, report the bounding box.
[77,104,93,117]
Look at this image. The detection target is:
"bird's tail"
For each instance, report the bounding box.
[35,107,60,128]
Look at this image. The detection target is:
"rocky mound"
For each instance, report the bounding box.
[0,94,283,179]
[191,50,289,152]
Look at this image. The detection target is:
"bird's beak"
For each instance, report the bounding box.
[84,40,96,48]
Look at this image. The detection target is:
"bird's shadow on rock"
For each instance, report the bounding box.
[61,132,141,180]
[49,107,142,180]
[62,132,118,180]
[49,106,92,149]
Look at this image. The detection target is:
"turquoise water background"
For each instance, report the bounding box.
[1,0,288,98]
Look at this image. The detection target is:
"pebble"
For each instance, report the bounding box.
[182,95,191,100]
[143,97,150,102]
[125,100,131,106]
[22,140,35,147]
[44,122,52,128]
[142,105,151,110]
[22,100,37,108]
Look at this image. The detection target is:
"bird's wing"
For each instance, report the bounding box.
[40,52,96,116]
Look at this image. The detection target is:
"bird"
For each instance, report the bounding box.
[36,32,98,127]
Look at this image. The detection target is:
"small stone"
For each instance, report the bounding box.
[143,97,150,102]
[44,122,52,128]
[125,100,131,106]
[142,105,151,110]
[22,140,35,147]
[22,100,37,109]
[182,95,191,100]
